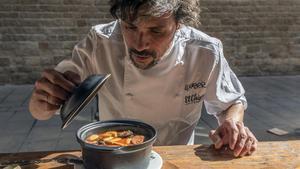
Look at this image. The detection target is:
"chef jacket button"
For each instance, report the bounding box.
[125,93,134,96]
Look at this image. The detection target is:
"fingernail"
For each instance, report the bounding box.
[215,139,222,149]
[215,143,221,149]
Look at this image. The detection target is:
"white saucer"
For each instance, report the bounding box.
[74,150,163,169]
[147,150,163,169]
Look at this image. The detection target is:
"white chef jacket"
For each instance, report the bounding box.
[55,20,247,146]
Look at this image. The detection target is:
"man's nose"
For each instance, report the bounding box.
[134,32,149,51]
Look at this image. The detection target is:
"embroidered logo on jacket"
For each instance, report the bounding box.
[184,81,206,105]
[184,81,206,91]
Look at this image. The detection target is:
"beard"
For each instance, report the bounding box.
[129,48,159,70]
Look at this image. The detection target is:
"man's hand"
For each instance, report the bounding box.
[29,69,81,120]
[209,119,258,157]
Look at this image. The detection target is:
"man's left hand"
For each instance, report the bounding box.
[209,119,258,157]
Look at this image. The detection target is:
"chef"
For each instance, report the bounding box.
[29,0,257,157]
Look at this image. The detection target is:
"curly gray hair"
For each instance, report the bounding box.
[109,0,201,27]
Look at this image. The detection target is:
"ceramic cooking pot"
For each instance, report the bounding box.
[76,120,157,169]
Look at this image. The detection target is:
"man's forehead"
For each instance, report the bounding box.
[125,11,174,26]
[138,4,173,19]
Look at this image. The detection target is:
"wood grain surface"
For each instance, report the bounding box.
[0,141,299,169]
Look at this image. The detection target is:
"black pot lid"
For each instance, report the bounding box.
[60,74,111,129]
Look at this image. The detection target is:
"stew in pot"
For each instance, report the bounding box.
[85,130,145,147]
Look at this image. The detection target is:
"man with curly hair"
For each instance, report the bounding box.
[29,0,257,157]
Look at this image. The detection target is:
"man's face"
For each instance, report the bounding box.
[120,11,178,69]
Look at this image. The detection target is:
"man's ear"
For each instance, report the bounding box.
[176,23,181,30]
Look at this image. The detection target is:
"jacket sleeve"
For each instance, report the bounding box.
[55,28,97,81]
[204,39,247,116]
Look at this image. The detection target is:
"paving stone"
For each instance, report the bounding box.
[7,106,30,112]
[267,76,300,96]
[19,139,59,152]
[0,119,34,135]
[271,96,300,115]
[239,76,272,95]
[195,119,213,145]
[55,131,81,151]
[25,126,62,142]
[0,107,9,112]
[200,107,219,129]
[0,90,14,107]
[35,115,62,127]
[194,135,212,145]
[9,109,35,122]
[0,111,15,121]
[0,133,28,153]
[1,85,33,107]
[250,98,299,127]
[246,101,298,130]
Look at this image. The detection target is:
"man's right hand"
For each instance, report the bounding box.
[29,69,81,120]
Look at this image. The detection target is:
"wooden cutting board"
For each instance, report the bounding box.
[0,140,299,169]
[154,140,300,169]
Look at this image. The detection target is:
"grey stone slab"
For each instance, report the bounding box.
[19,125,61,152]
[195,119,213,145]
[200,107,219,129]
[0,91,14,103]
[246,102,298,130]
[195,119,212,137]
[194,135,212,145]
[55,131,80,151]
[262,77,300,96]
[35,115,62,127]
[0,133,28,153]
[197,118,213,130]
[242,110,287,141]
[1,85,33,107]
[25,126,61,142]
[7,106,30,113]
[0,85,14,92]
[249,129,283,141]
[250,98,299,127]
[0,111,15,121]
[0,113,16,132]
[239,76,273,95]
[22,96,31,107]
[270,96,300,114]
[242,76,295,98]
[0,90,14,106]
[270,75,300,85]
[289,96,300,104]
[19,139,58,152]
[9,109,35,122]
[0,107,9,112]
[0,119,35,134]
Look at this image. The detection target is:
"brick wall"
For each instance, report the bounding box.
[0,0,299,84]
[200,0,300,76]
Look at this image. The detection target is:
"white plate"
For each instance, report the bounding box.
[74,150,163,169]
[147,150,163,169]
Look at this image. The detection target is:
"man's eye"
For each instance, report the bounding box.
[151,29,162,34]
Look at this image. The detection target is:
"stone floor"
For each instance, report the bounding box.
[0,75,299,153]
